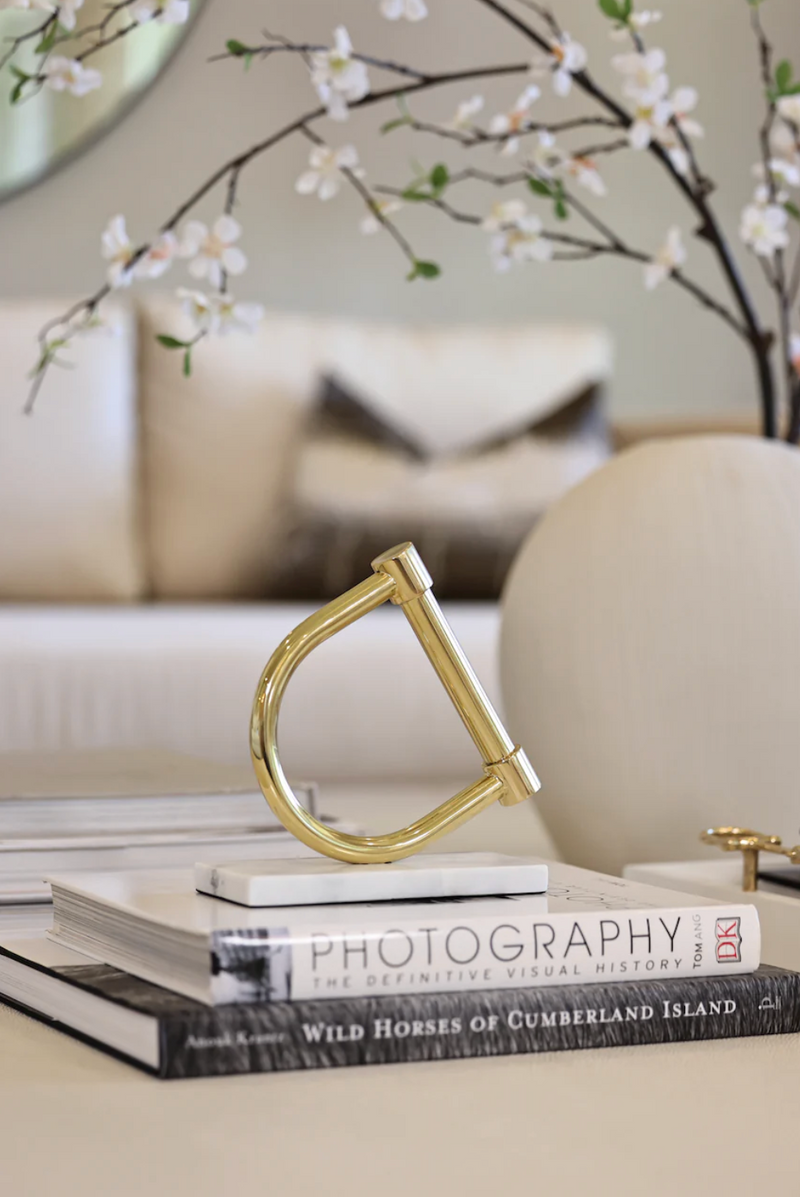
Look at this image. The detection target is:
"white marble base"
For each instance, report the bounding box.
[194,852,549,908]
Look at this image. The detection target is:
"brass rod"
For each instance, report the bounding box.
[399,588,516,766]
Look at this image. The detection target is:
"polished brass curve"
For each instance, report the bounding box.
[250,542,541,864]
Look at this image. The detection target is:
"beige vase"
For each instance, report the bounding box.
[500,435,800,875]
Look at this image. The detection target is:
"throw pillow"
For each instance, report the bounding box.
[267,373,610,601]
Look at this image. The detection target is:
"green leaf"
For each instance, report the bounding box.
[785,200,800,222]
[183,349,193,377]
[407,260,441,281]
[226,39,253,69]
[621,0,633,16]
[9,67,30,105]
[527,176,552,197]
[553,181,569,221]
[156,334,188,350]
[597,0,623,20]
[776,60,794,94]
[381,116,412,134]
[400,187,429,202]
[430,163,449,193]
[35,21,62,54]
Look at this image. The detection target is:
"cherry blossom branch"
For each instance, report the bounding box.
[213,40,428,82]
[750,3,796,441]
[475,0,778,436]
[385,112,624,149]
[0,11,55,74]
[377,183,749,341]
[27,57,533,409]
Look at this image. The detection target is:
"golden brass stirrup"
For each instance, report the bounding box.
[250,542,541,864]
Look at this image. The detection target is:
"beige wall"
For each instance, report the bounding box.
[0,0,797,420]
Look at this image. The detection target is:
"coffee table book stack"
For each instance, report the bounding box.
[1,857,798,1078]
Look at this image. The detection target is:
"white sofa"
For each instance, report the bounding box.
[0,299,611,856]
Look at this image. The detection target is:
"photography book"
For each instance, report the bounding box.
[47,860,761,1005]
[1,935,796,1080]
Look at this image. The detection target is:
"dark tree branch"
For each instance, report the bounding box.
[377,183,750,339]
[475,0,778,436]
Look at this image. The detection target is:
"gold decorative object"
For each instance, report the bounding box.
[250,542,541,864]
[701,827,800,892]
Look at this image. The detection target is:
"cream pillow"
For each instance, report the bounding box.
[139,299,322,599]
[0,300,143,601]
[268,374,610,601]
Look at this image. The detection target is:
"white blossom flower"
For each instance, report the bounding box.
[612,48,669,107]
[295,144,363,201]
[178,289,265,337]
[778,95,800,127]
[763,122,800,192]
[526,129,565,179]
[179,215,247,288]
[380,0,427,20]
[56,0,84,31]
[132,0,190,23]
[310,27,370,122]
[450,95,484,131]
[671,87,703,139]
[360,198,403,235]
[489,85,541,156]
[740,202,791,257]
[644,226,686,290]
[628,98,672,151]
[43,56,102,97]
[652,89,702,176]
[0,1,55,11]
[532,34,587,97]
[101,215,135,288]
[482,201,552,271]
[752,157,800,200]
[482,199,529,233]
[791,333,800,375]
[610,10,662,39]
[565,156,607,197]
[134,231,179,280]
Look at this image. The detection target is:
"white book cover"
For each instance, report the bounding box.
[47,859,762,1006]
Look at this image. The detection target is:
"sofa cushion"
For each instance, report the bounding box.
[0,300,143,601]
[138,303,611,600]
[0,602,504,783]
[268,375,610,601]
[139,299,321,599]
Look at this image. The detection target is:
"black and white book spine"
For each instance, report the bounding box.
[205,903,761,1003]
[160,969,800,1079]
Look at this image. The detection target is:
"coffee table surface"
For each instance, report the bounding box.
[2,999,798,1197]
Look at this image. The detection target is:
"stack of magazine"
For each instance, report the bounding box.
[1,851,799,1079]
[0,750,333,937]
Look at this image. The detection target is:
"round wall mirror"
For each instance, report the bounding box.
[0,0,204,202]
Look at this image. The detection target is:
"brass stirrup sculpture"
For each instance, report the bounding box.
[250,542,541,865]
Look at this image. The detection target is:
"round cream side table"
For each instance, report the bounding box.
[501,435,800,874]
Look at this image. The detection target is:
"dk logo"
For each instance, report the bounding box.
[715,917,742,963]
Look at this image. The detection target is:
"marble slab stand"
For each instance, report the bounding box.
[194,852,549,907]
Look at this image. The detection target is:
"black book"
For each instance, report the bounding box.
[2,937,799,1080]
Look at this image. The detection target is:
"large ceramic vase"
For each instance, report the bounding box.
[500,435,800,875]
